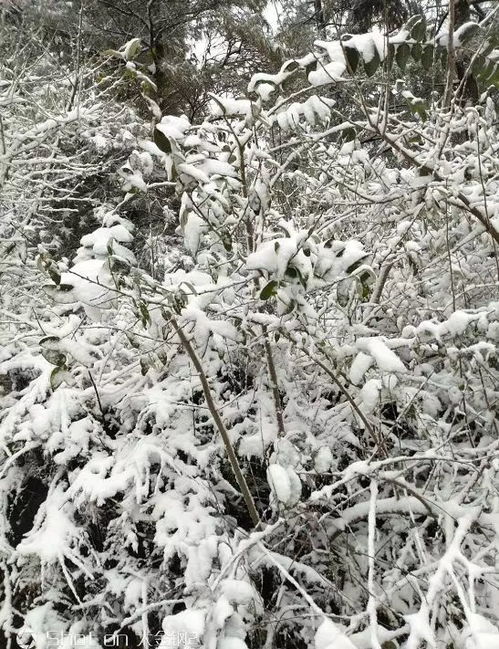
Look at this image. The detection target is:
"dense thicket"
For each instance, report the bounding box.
[1,2,499,649]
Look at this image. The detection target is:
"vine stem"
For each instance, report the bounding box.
[170,315,261,528]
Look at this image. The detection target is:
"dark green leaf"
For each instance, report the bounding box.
[364,50,380,77]
[409,99,428,121]
[472,54,485,77]
[106,237,115,256]
[344,44,360,74]
[260,280,278,300]
[478,59,495,82]
[341,126,357,142]
[153,128,172,154]
[50,367,68,390]
[283,60,299,72]
[346,256,367,274]
[40,336,60,346]
[396,43,411,71]
[139,301,151,327]
[109,256,131,274]
[305,61,317,76]
[48,267,61,286]
[457,23,480,45]
[42,349,67,367]
[410,15,427,41]
[140,357,150,376]
[421,43,434,70]
[381,642,398,649]
[411,42,422,62]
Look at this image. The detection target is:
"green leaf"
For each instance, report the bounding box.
[283,60,300,73]
[381,642,398,649]
[457,23,480,45]
[409,98,428,121]
[411,42,422,62]
[409,15,426,41]
[50,367,68,390]
[396,43,411,71]
[478,59,495,82]
[124,38,142,61]
[344,44,360,74]
[305,61,317,76]
[364,49,380,77]
[489,64,499,88]
[48,267,61,285]
[341,126,357,142]
[140,357,150,376]
[139,301,151,328]
[106,237,115,256]
[102,48,123,59]
[153,128,172,154]
[421,43,434,70]
[472,54,486,77]
[260,280,279,300]
[109,256,131,274]
[337,277,353,307]
[404,15,420,33]
[346,256,367,274]
[42,349,67,367]
[222,232,232,251]
[40,336,60,346]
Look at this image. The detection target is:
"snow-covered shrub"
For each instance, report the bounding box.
[1,10,499,649]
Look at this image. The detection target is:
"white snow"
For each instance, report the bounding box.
[156,114,190,140]
[466,613,499,649]
[217,639,249,649]
[359,379,381,412]
[220,579,256,605]
[267,463,291,505]
[357,338,406,373]
[17,485,78,562]
[162,609,206,648]
[267,464,301,506]
[315,618,357,649]
[210,97,252,118]
[314,447,333,473]
[349,352,374,384]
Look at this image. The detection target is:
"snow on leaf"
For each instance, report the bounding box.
[349,352,374,385]
[357,338,406,373]
[17,485,80,563]
[315,618,357,649]
[220,579,257,605]
[162,609,206,649]
[123,38,142,61]
[267,464,291,505]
